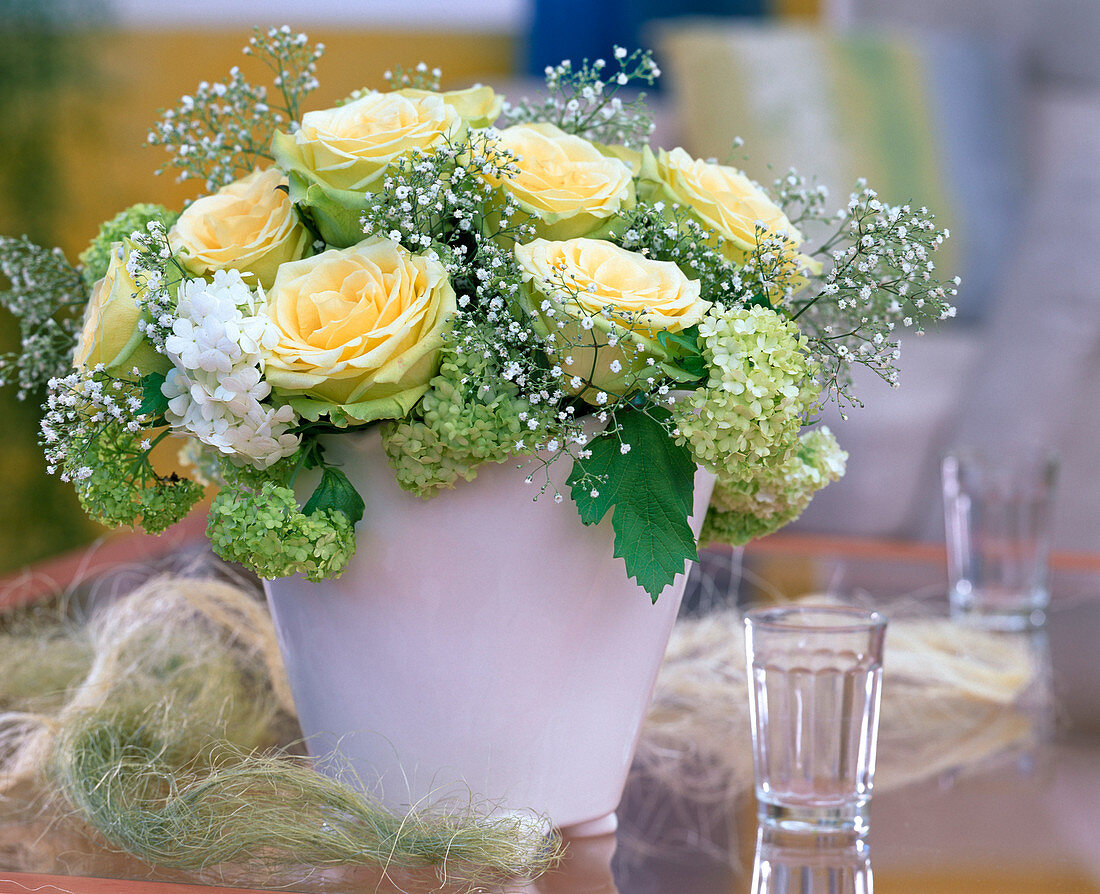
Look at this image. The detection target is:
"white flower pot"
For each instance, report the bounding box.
[263,432,715,835]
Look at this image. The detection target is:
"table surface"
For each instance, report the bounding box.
[0,531,1097,894]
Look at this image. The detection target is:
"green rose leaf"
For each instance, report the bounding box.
[303,466,366,525]
[655,325,700,357]
[656,325,707,384]
[138,371,169,419]
[567,408,698,601]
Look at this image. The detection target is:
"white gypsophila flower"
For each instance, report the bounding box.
[162,270,299,468]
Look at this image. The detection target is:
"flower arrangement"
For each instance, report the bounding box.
[0,28,957,598]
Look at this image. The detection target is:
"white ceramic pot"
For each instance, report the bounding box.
[264,432,715,835]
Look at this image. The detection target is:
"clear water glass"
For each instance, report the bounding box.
[752,826,873,894]
[942,450,1059,630]
[744,605,887,836]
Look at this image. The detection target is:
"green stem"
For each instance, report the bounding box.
[146,429,172,452]
[287,441,314,488]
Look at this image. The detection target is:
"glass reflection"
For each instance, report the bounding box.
[1021,626,1055,745]
[751,826,872,894]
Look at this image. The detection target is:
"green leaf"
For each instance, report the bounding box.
[656,325,707,384]
[303,466,366,525]
[655,325,700,356]
[138,371,169,418]
[567,408,698,601]
[659,359,705,383]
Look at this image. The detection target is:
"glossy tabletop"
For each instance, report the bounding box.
[0,532,1097,894]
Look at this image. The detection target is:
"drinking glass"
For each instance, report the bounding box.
[752,826,873,894]
[942,450,1059,630]
[744,605,887,835]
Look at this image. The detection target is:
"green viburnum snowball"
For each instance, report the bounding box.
[79,204,179,288]
[380,338,533,496]
[701,426,847,546]
[73,434,203,535]
[673,304,821,479]
[207,480,355,582]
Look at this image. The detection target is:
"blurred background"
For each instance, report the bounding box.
[1,0,1098,575]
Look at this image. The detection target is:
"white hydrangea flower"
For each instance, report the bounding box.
[162,270,299,468]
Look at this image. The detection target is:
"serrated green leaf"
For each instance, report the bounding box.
[138,371,168,418]
[567,408,698,601]
[302,466,366,525]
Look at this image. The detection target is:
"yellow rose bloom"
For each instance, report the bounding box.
[396,85,503,129]
[643,147,810,269]
[168,167,308,290]
[276,90,463,193]
[515,237,709,401]
[73,241,169,378]
[495,123,635,240]
[272,88,501,247]
[263,237,457,425]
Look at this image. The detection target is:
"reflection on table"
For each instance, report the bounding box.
[751,828,872,894]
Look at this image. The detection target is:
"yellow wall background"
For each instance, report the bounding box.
[1,28,516,258]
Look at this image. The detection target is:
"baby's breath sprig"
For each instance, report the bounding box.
[0,236,86,399]
[502,46,660,148]
[40,368,201,533]
[513,265,685,495]
[442,246,575,467]
[790,181,958,408]
[769,167,831,233]
[341,61,442,107]
[79,204,179,289]
[148,26,324,191]
[125,221,187,354]
[357,125,586,485]
[734,226,812,307]
[383,62,443,92]
[244,25,324,124]
[534,271,657,401]
[614,200,748,308]
[360,130,530,253]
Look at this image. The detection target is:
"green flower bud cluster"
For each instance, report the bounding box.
[78,204,179,288]
[381,341,532,496]
[71,426,203,535]
[701,426,847,546]
[674,305,820,477]
[206,480,355,582]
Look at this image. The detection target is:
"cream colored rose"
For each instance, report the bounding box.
[263,237,457,425]
[643,147,805,264]
[168,168,308,290]
[73,241,169,378]
[275,91,463,193]
[398,85,503,129]
[515,238,709,400]
[495,123,635,240]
